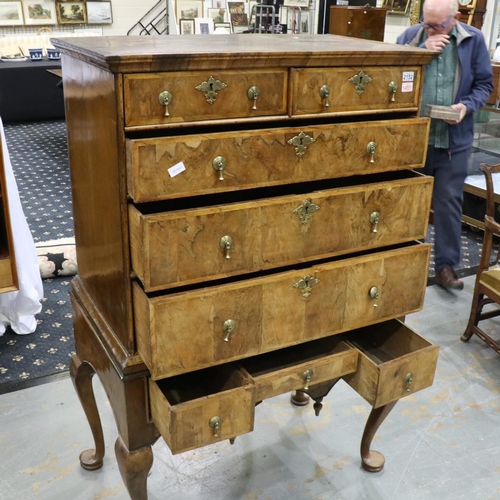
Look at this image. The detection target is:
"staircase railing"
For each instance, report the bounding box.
[127,0,169,35]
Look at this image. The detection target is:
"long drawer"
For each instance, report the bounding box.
[126,118,430,202]
[123,69,288,127]
[149,335,357,454]
[291,66,422,116]
[134,243,430,380]
[129,172,432,291]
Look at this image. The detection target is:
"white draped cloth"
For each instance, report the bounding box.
[0,118,43,335]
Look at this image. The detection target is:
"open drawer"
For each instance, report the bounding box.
[341,319,438,408]
[149,364,255,455]
[239,336,358,401]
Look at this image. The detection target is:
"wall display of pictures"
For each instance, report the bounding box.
[86,1,112,24]
[0,1,24,26]
[227,1,244,13]
[22,2,57,25]
[179,17,195,33]
[56,1,87,24]
[176,0,203,20]
[195,16,213,33]
[381,0,410,15]
[207,7,225,22]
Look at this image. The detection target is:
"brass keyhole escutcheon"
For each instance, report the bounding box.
[349,70,373,96]
[294,274,320,298]
[213,156,227,181]
[404,372,414,392]
[195,76,227,104]
[247,86,260,110]
[223,319,236,342]
[366,141,377,163]
[293,198,320,225]
[388,81,397,102]
[319,84,331,108]
[287,131,315,157]
[370,211,380,233]
[369,286,379,308]
[219,235,233,259]
[302,369,313,390]
[209,416,222,437]
[158,91,172,117]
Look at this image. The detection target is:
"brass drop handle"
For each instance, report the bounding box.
[366,141,377,163]
[319,85,331,108]
[388,81,397,102]
[209,416,222,437]
[247,86,260,110]
[302,369,313,391]
[369,211,380,233]
[223,319,235,342]
[213,156,227,181]
[219,235,233,259]
[369,286,379,308]
[158,90,173,117]
[404,372,414,392]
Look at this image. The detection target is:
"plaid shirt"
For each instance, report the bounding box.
[420,26,458,149]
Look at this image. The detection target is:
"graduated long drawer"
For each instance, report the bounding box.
[134,243,430,380]
[129,172,432,291]
[126,117,430,202]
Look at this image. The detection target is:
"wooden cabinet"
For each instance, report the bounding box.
[328,6,387,41]
[53,34,438,499]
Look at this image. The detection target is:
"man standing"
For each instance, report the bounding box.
[397,0,493,290]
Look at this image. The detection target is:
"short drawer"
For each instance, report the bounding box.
[134,243,430,380]
[129,172,432,291]
[342,319,439,408]
[149,364,255,455]
[126,117,430,203]
[123,69,287,127]
[239,336,358,401]
[291,66,422,116]
[0,256,17,292]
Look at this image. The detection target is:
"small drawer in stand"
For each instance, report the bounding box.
[239,336,358,401]
[342,319,439,408]
[149,364,255,455]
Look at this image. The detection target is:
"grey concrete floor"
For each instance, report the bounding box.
[1,276,500,500]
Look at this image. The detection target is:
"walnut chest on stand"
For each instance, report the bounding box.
[51,34,439,499]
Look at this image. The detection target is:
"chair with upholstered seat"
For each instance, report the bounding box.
[461,163,500,354]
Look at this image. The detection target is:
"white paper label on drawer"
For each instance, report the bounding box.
[401,82,413,92]
[168,162,186,178]
[402,71,414,82]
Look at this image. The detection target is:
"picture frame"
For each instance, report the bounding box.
[283,0,309,7]
[56,1,87,24]
[22,2,57,25]
[227,1,244,13]
[179,17,195,33]
[86,1,112,24]
[230,11,248,31]
[381,0,410,15]
[0,1,24,26]
[207,7,226,23]
[195,17,214,33]
[213,0,226,8]
[176,0,203,20]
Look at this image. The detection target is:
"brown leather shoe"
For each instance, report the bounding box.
[435,266,464,290]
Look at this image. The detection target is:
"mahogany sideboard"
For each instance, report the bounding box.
[52,34,439,499]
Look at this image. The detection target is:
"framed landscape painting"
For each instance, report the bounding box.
[179,17,195,34]
[86,1,112,24]
[22,2,56,25]
[0,2,24,26]
[56,1,87,24]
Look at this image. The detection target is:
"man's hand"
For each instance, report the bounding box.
[445,103,467,125]
[424,34,450,51]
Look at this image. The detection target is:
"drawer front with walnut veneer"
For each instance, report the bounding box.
[53,34,439,498]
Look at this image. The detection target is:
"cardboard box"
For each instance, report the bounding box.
[425,105,461,121]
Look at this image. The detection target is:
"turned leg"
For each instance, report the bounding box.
[290,390,310,406]
[360,401,397,472]
[70,354,105,471]
[115,436,154,500]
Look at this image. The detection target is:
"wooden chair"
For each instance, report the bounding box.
[461,163,500,354]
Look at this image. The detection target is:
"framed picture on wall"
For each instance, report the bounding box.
[207,7,226,23]
[22,2,57,25]
[179,17,195,33]
[0,2,24,26]
[176,0,203,20]
[56,1,87,24]
[381,0,410,15]
[86,1,112,24]
[195,17,214,33]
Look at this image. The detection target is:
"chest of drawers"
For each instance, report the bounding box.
[53,34,439,499]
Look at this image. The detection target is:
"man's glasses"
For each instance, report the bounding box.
[421,15,454,30]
